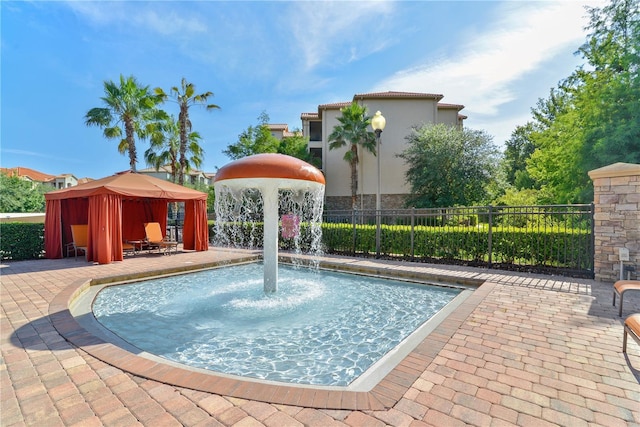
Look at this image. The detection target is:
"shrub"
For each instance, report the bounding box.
[0,222,45,260]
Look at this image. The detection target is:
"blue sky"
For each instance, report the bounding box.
[2,1,602,179]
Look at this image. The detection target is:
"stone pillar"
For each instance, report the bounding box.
[588,162,640,282]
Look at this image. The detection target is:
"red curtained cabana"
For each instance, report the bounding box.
[44,171,209,264]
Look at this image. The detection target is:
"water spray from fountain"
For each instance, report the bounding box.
[213,154,325,293]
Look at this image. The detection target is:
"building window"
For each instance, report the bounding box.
[309,121,322,142]
[310,147,322,170]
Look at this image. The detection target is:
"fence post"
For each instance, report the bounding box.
[352,209,357,255]
[488,205,493,267]
[376,208,381,258]
[411,207,415,260]
[590,202,595,278]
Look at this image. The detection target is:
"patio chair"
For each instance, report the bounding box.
[613,280,640,317]
[122,241,135,256]
[144,222,178,255]
[622,313,640,353]
[67,224,88,261]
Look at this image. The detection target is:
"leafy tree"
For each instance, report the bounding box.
[223,111,319,173]
[155,78,219,185]
[327,102,377,210]
[183,181,215,213]
[144,115,204,183]
[576,0,640,170]
[525,0,639,203]
[223,111,281,160]
[0,173,51,213]
[528,95,590,203]
[85,75,164,172]
[206,185,216,213]
[398,124,499,208]
[276,132,319,167]
[495,188,542,207]
[503,123,536,189]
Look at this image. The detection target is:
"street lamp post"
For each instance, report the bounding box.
[371,111,386,258]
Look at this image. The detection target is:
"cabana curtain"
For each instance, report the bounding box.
[44,172,209,264]
[44,199,63,259]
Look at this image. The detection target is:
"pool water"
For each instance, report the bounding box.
[92,263,460,386]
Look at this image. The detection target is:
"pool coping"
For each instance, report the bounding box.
[48,256,495,410]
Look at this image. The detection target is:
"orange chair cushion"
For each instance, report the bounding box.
[614,280,640,293]
[626,313,640,336]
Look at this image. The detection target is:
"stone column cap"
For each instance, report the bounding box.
[588,162,640,179]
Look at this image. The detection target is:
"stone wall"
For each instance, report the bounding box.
[588,162,640,282]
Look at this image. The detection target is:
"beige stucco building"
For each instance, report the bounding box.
[300,91,466,210]
[0,167,81,189]
[137,166,214,187]
[266,124,300,139]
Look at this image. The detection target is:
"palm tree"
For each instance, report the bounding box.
[144,115,205,184]
[328,101,377,210]
[85,75,163,172]
[155,78,219,185]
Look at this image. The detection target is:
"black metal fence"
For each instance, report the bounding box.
[322,204,594,278]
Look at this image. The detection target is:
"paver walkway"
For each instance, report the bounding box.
[1,248,639,426]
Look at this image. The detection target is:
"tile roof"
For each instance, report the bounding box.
[266,124,289,130]
[138,165,215,178]
[302,91,465,124]
[315,92,447,115]
[437,102,465,110]
[318,101,351,110]
[354,91,444,100]
[0,166,56,183]
[137,165,173,174]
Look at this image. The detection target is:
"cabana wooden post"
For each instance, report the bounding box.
[44,171,209,264]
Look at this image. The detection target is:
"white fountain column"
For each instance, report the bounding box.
[262,184,279,293]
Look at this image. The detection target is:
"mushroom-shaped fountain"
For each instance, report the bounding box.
[213,153,325,293]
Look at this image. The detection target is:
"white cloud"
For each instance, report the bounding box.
[65,1,207,37]
[373,1,601,117]
[288,1,394,70]
[1,148,83,163]
[369,0,608,145]
[470,112,533,148]
[138,9,207,36]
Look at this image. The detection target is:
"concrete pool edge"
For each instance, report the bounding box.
[49,256,497,410]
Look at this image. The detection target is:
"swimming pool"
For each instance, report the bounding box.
[92,263,462,386]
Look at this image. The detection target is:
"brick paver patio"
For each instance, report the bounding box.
[1,248,639,426]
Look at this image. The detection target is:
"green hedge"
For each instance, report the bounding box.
[3,221,592,273]
[210,221,592,270]
[320,223,592,270]
[0,222,45,260]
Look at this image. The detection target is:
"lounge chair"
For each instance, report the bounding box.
[613,280,640,316]
[122,241,135,256]
[623,313,640,353]
[144,222,178,255]
[67,224,88,261]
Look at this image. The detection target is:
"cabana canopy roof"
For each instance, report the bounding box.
[45,171,207,201]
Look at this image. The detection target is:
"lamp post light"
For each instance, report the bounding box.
[371,111,386,257]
